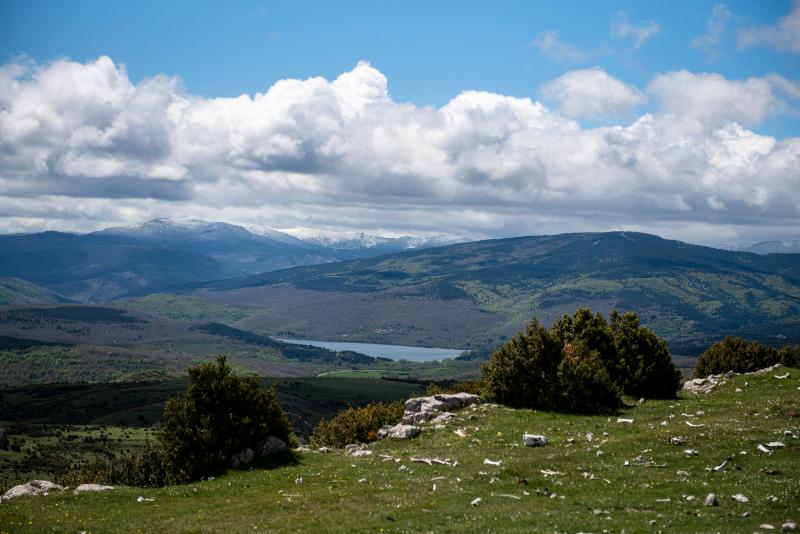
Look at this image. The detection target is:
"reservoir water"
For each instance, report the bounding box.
[277,339,465,362]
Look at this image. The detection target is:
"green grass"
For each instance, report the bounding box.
[317,370,388,378]
[118,294,251,325]
[2,369,798,532]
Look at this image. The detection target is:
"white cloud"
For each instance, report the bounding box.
[0,56,798,245]
[738,0,800,52]
[530,31,588,63]
[692,3,733,59]
[541,68,647,119]
[611,11,661,48]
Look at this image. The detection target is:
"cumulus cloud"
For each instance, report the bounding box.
[530,31,588,63]
[541,68,647,119]
[0,56,798,244]
[611,11,661,48]
[738,0,800,52]
[692,3,733,60]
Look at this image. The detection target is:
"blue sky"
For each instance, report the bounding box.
[0,1,798,243]
[2,1,796,132]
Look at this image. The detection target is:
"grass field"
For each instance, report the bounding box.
[1,368,798,532]
[317,369,389,378]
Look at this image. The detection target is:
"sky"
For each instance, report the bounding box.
[0,0,799,245]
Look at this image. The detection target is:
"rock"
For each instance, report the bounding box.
[74,484,114,493]
[704,493,719,506]
[616,418,634,424]
[257,436,288,457]
[782,522,797,531]
[403,393,483,425]
[766,441,786,449]
[230,448,255,467]
[0,429,8,451]
[683,377,724,394]
[523,434,548,447]
[1,480,64,501]
[430,412,456,425]
[378,424,422,440]
[317,447,331,453]
[758,444,772,453]
[470,497,482,506]
[351,449,372,457]
[730,493,749,503]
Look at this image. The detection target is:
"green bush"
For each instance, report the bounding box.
[60,439,175,488]
[482,318,562,409]
[556,343,622,414]
[694,337,779,377]
[310,401,404,448]
[158,355,293,482]
[778,344,800,368]
[610,310,681,399]
[483,308,680,412]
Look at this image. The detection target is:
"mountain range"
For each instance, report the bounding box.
[0,219,464,302]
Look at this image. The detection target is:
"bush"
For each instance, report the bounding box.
[482,319,562,409]
[610,310,681,399]
[556,343,622,414]
[158,355,293,482]
[63,355,293,486]
[310,401,404,448]
[483,308,681,412]
[694,337,779,377]
[778,344,800,368]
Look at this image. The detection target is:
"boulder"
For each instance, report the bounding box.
[2,480,64,501]
[704,493,719,506]
[523,434,548,447]
[378,424,422,439]
[0,429,8,451]
[75,484,114,493]
[683,377,724,394]
[257,436,288,457]
[402,393,483,425]
[230,448,255,468]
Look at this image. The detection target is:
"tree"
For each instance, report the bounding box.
[694,337,779,377]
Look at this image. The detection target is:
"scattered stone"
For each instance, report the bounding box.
[74,484,114,493]
[1,480,64,501]
[523,434,548,447]
[712,460,727,472]
[295,477,303,485]
[684,377,724,394]
[704,493,719,506]
[784,430,793,437]
[230,448,255,468]
[731,493,749,503]
[403,393,483,426]
[483,458,502,466]
[766,441,786,448]
[257,436,288,457]
[685,421,705,427]
[757,444,772,454]
[0,429,8,451]
[350,449,372,457]
[774,373,790,379]
[782,521,797,531]
[136,496,155,503]
[540,469,562,477]
[617,418,634,424]
[763,468,779,475]
[670,437,686,445]
[676,470,690,477]
[494,493,521,500]
[684,449,699,456]
[470,497,482,507]
[317,447,331,453]
[760,525,776,531]
[453,428,468,438]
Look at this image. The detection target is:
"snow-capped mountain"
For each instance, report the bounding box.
[280,227,467,252]
[715,240,800,255]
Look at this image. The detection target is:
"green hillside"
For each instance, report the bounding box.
[0,278,71,305]
[193,232,800,353]
[2,369,798,532]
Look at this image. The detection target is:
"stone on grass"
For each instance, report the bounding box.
[730,493,749,503]
[523,434,548,447]
[402,393,483,425]
[351,449,372,457]
[231,448,255,468]
[257,436,288,457]
[704,493,719,506]
[378,424,422,440]
[782,521,797,531]
[2,480,64,501]
[75,484,114,493]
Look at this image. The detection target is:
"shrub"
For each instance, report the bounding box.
[482,318,562,409]
[694,337,779,377]
[556,343,622,414]
[158,355,293,482]
[310,401,404,448]
[552,308,623,385]
[60,439,175,488]
[778,344,800,368]
[610,310,681,399]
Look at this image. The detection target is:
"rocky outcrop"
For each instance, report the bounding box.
[378,393,484,440]
[686,364,787,395]
[1,480,64,501]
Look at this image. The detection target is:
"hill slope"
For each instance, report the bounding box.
[1,369,798,532]
[0,278,72,305]
[193,232,800,353]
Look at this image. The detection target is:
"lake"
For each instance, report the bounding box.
[277,339,466,362]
